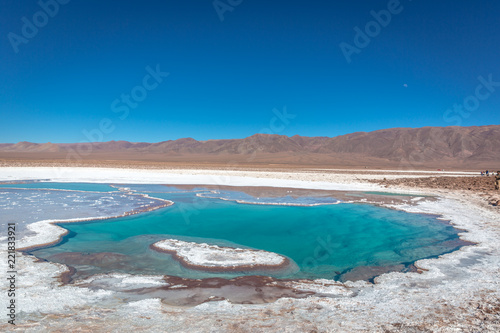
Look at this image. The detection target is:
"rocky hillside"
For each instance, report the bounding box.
[1,125,499,169]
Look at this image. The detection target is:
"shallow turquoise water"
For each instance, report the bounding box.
[0,182,117,192]
[27,184,468,281]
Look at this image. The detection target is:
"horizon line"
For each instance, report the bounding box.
[1,124,498,145]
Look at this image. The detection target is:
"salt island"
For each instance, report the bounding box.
[151,239,289,271]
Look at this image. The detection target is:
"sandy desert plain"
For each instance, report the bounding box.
[1,164,500,332]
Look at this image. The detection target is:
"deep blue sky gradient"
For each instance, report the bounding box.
[1,0,499,143]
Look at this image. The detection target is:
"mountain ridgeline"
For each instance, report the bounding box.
[1,126,499,169]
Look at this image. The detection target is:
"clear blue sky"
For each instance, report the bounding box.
[1,0,499,143]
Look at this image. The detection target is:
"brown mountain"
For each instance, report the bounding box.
[1,125,499,170]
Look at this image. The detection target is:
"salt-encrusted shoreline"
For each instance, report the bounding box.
[1,167,499,332]
[150,239,289,272]
[196,191,341,206]
[0,186,117,193]
[16,192,173,252]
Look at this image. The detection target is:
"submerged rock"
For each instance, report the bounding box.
[48,252,129,266]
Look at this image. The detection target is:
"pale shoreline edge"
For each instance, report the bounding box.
[15,194,174,252]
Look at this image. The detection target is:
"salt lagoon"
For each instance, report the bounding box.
[0,167,499,332]
[1,181,468,283]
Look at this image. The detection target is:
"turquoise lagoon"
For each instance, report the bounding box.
[6,182,469,281]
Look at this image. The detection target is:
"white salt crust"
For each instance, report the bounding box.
[152,239,287,269]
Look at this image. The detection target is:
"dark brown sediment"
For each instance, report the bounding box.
[58,265,77,284]
[74,274,346,306]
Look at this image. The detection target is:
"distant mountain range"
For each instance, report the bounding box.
[1,125,499,169]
